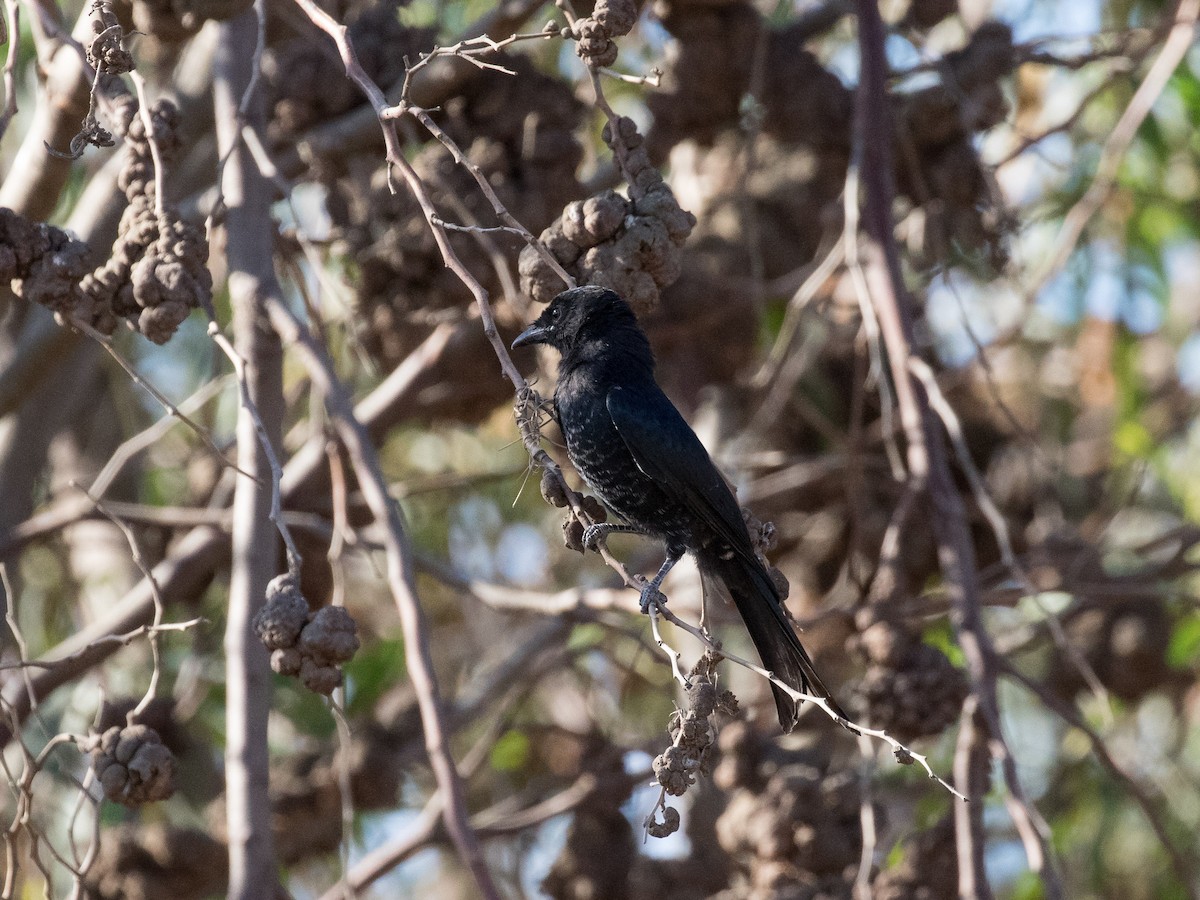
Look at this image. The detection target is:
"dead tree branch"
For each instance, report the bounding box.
[215,9,282,895]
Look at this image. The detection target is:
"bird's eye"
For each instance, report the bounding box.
[551,307,561,319]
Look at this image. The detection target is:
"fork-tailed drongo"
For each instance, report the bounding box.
[513,285,844,731]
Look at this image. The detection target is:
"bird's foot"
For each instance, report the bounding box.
[637,579,668,614]
[581,524,605,552]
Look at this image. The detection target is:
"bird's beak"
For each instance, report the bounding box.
[511,323,549,349]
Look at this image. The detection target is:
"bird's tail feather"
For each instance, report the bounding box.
[699,553,845,732]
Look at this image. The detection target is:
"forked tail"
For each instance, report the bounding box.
[699,552,846,732]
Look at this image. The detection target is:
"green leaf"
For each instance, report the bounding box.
[1167,613,1200,668]
[1135,203,1188,246]
[273,675,336,740]
[567,623,606,651]
[1010,870,1047,900]
[490,729,531,773]
[1113,419,1153,460]
[344,637,408,718]
[922,621,965,668]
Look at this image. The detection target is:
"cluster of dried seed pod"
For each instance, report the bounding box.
[520,117,695,313]
[649,657,738,838]
[88,724,176,807]
[0,210,93,319]
[76,95,211,343]
[570,0,639,68]
[872,815,958,899]
[852,617,968,742]
[714,720,868,897]
[253,573,360,695]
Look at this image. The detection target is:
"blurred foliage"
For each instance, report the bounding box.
[1,0,1200,897]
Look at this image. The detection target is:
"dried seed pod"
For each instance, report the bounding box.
[575,19,618,68]
[298,606,361,665]
[579,494,608,524]
[593,0,638,36]
[540,470,570,507]
[89,725,176,806]
[271,647,303,677]
[253,573,310,651]
[581,191,629,244]
[688,679,718,718]
[854,624,967,742]
[563,516,586,553]
[300,657,343,695]
[647,805,681,838]
[653,746,693,796]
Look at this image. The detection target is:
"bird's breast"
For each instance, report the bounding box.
[557,390,632,497]
[555,380,702,549]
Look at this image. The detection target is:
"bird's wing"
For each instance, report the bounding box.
[606,384,755,559]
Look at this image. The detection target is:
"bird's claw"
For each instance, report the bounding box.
[638,583,667,614]
[581,524,605,552]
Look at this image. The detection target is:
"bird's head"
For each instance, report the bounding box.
[511,285,641,355]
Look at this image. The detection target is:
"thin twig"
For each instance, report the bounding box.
[647,602,691,689]
[1028,0,1200,297]
[392,25,557,99]
[209,326,303,572]
[599,65,662,86]
[129,72,165,222]
[653,599,964,799]
[70,319,253,481]
[329,699,357,900]
[0,619,206,673]
[853,735,878,900]
[0,0,19,141]
[908,356,1113,719]
[1000,660,1199,899]
[0,565,37,717]
[71,486,166,723]
[753,238,845,388]
[844,160,905,482]
[321,769,623,900]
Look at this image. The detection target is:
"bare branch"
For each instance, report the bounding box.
[264,297,499,900]
[215,10,282,895]
[853,2,1062,894]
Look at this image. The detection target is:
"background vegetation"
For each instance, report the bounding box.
[1,0,1199,897]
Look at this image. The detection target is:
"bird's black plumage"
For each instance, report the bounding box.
[513,285,844,731]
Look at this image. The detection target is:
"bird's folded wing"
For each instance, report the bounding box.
[606,384,756,562]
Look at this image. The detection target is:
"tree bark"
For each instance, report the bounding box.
[215,10,282,897]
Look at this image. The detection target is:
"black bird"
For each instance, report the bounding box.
[513,285,845,731]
